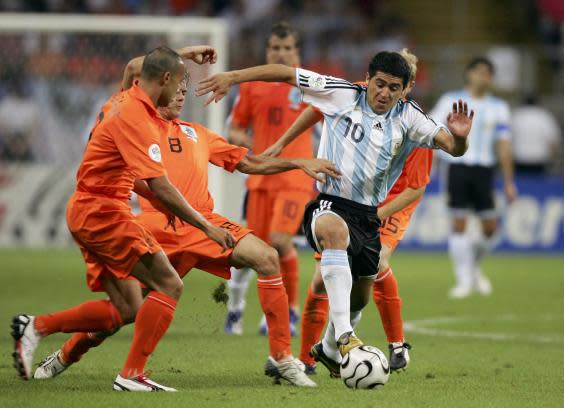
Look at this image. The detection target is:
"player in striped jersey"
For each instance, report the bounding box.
[262,49,429,374]
[431,57,516,299]
[197,51,473,359]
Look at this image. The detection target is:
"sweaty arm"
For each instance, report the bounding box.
[377,186,426,221]
[147,176,235,249]
[236,155,341,181]
[263,106,323,157]
[122,45,218,89]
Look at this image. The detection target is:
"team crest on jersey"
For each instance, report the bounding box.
[392,139,404,156]
[288,88,302,110]
[179,124,198,142]
[308,75,326,90]
[148,143,162,162]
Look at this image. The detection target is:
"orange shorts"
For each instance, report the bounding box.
[137,211,252,279]
[312,205,416,260]
[66,192,162,292]
[379,205,416,251]
[246,189,312,243]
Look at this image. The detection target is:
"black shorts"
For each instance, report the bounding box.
[303,193,381,280]
[447,164,495,213]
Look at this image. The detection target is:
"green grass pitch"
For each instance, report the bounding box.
[1,248,563,407]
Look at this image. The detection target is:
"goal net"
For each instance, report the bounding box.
[0,13,241,247]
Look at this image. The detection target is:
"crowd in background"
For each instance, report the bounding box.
[0,0,562,174]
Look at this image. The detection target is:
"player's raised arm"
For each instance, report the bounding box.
[236,155,341,182]
[122,45,218,90]
[433,99,474,157]
[197,64,297,106]
[262,106,323,157]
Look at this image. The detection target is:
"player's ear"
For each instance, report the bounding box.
[161,71,171,86]
[365,72,370,82]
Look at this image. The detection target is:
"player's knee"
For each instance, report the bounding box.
[114,301,139,324]
[482,221,498,238]
[452,218,466,233]
[270,233,292,256]
[316,215,349,250]
[256,246,279,277]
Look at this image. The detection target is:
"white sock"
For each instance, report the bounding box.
[448,233,474,287]
[322,310,362,363]
[320,249,353,341]
[350,310,362,330]
[227,267,253,312]
[473,233,498,264]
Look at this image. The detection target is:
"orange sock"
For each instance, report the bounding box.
[299,287,329,366]
[257,274,291,361]
[34,300,123,337]
[372,268,404,343]
[280,248,299,309]
[60,332,109,364]
[120,291,177,378]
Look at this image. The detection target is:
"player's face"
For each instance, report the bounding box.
[266,35,299,66]
[159,79,188,120]
[158,60,186,107]
[466,63,493,92]
[366,71,405,114]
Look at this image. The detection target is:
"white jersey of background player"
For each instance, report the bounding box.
[431,56,516,299]
[197,51,474,358]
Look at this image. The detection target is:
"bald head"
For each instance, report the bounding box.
[141,46,184,81]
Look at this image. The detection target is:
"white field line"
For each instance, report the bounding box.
[403,315,564,344]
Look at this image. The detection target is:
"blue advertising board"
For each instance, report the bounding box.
[400,176,564,253]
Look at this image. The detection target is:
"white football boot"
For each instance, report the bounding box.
[267,358,317,387]
[11,314,41,380]
[34,350,70,379]
[448,284,473,299]
[113,373,177,392]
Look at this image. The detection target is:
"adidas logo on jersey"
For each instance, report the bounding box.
[373,122,383,131]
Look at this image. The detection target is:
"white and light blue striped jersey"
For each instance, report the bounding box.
[296,68,445,207]
[431,89,510,167]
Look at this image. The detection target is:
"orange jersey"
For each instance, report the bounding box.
[76,84,166,200]
[380,147,433,211]
[139,119,248,214]
[230,81,314,192]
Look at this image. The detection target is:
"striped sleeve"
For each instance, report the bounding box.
[495,100,511,141]
[295,68,361,115]
[404,100,446,148]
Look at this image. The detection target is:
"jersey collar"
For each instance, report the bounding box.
[129,84,159,116]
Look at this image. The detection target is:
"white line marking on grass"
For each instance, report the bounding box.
[403,316,564,344]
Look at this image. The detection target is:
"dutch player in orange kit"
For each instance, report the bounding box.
[11,46,238,392]
[225,22,313,336]
[32,47,340,387]
[262,49,430,374]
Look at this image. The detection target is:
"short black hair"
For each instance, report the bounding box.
[268,21,301,48]
[367,51,411,88]
[140,46,183,80]
[466,56,495,74]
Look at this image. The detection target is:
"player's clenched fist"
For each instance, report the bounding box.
[294,158,342,183]
[204,224,236,251]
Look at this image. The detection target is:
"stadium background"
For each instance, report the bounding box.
[1,2,563,407]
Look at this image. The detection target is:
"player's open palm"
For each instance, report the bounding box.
[197,73,232,106]
[297,158,342,183]
[205,224,236,252]
[447,99,474,139]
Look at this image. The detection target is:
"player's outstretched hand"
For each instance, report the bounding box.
[296,158,342,183]
[196,72,233,106]
[205,224,236,252]
[261,143,283,157]
[181,45,218,65]
[447,99,474,139]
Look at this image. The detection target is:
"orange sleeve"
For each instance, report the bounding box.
[206,129,249,172]
[405,148,433,189]
[230,83,252,128]
[114,112,167,180]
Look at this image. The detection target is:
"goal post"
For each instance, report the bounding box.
[0,13,244,247]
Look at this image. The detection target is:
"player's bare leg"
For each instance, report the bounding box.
[448,216,474,298]
[314,212,363,355]
[271,231,300,336]
[230,234,316,387]
[34,278,142,379]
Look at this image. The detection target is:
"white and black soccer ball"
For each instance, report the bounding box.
[340,345,390,389]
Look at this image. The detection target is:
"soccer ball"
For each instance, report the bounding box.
[340,345,390,389]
